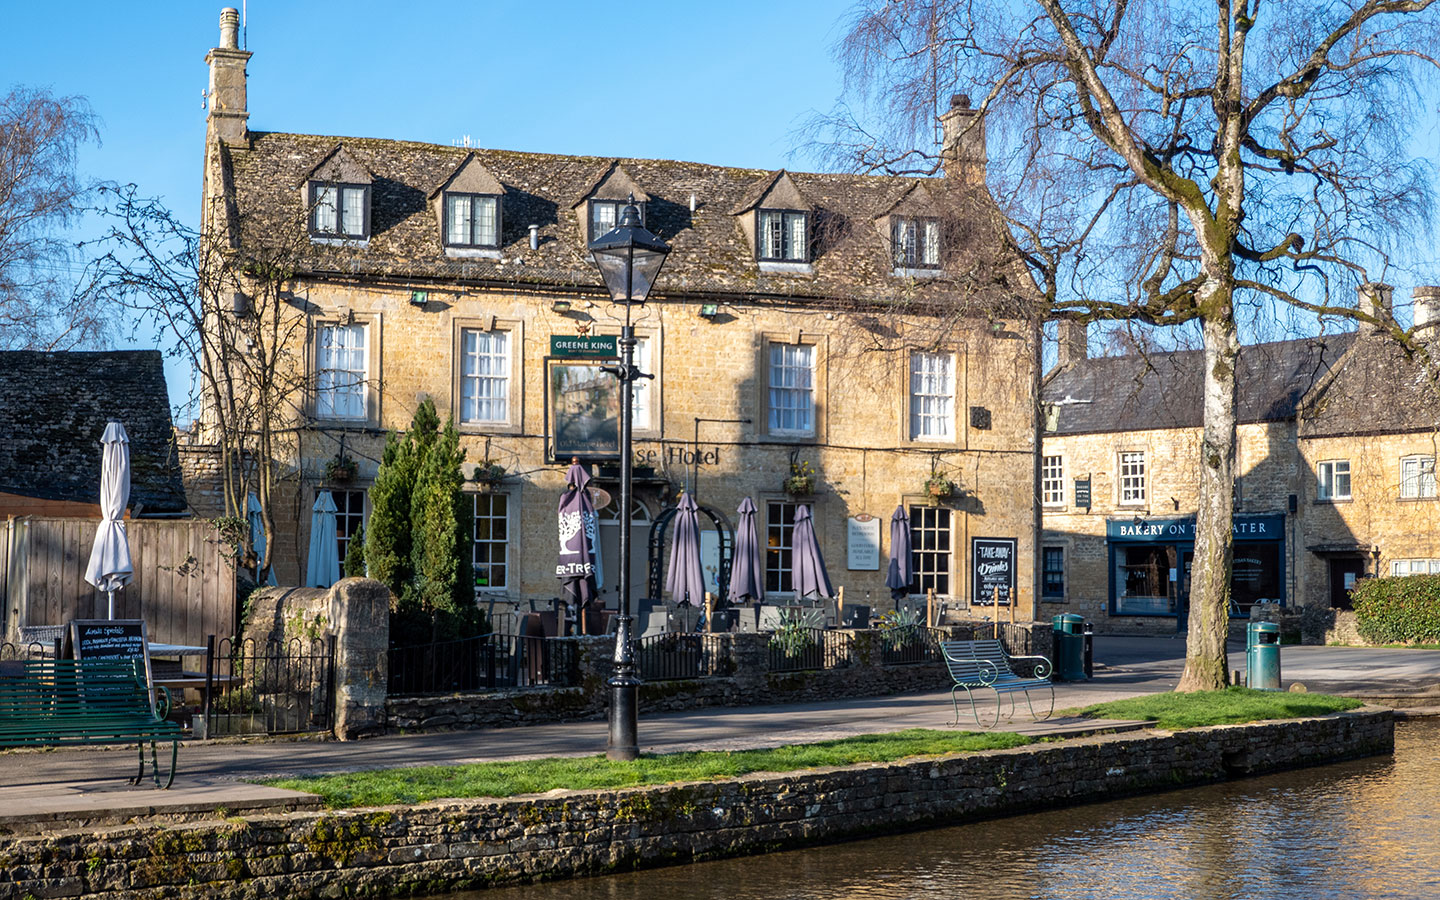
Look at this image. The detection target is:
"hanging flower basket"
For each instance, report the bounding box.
[325,455,357,483]
[784,474,815,497]
[473,461,506,490]
[925,476,953,499]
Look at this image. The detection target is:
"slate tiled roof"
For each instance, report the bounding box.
[1299,336,1440,437]
[0,351,187,514]
[222,133,1010,307]
[1043,334,1355,435]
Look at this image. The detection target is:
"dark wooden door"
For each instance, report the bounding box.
[1329,557,1366,609]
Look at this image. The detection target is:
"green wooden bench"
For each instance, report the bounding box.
[940,639,1054,729]
[0,658,181,788]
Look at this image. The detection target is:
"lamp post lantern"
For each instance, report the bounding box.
[588,194,670,761]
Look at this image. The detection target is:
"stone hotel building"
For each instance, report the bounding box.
[188,9,1043,621]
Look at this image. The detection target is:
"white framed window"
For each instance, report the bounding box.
[1390,558,1440,577]
[909,505,952,596]
[444,193,500,248]
[893,217,941,269]
[757,209,808,262]
[1042,455,1065,507]
[1400,455,1436,499]
[310,182,369,239]
[589,199,643,240]
[1317,460,1351,501]
[472,492,509,591]
[1119,450,1147,505]
[768,343,815,436]
[316,323,368,420]
[909,351,954,440]
[631,335,652,430]
[459,328,510,425]
[765,500,800,594]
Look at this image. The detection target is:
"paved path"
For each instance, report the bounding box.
[2,635,1437,826]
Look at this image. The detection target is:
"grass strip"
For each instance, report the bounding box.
[1067,687,1363,731]
[261,728,1032,808]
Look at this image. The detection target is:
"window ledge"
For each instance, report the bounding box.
[892,266,944,280]
[458,421,521,436]
[310,235,370,248]
[1314,497,1353,505]
[758,261,814,276]
[445,247,502,260]
[1397,495,1438,502]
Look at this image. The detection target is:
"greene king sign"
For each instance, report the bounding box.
[549,335,618,358]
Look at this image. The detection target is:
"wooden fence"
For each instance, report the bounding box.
[1,517,237,647]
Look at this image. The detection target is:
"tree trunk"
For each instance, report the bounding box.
[1176,307,1239,691]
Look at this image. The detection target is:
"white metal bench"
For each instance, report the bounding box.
[941,639,1054,728]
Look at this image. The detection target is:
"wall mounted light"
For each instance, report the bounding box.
[698,303,719,319]
[409,290,428,306]
[552,299,573,313]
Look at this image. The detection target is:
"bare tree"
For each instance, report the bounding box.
[77,184,313,583]
[818,0,1440,689]
[0,86,103,349]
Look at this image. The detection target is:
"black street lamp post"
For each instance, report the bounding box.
[588,195,670,761]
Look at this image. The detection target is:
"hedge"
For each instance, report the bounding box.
[1352,574,1440,644]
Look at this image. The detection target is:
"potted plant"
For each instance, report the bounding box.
[785,459,816,497]
[473,460,506,489]
[925,473,953,499]
[325,454,357,483]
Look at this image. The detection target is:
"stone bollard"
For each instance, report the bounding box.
[329,578,390,740]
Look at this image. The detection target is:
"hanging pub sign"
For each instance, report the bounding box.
[549,335,618,359]
[971,537,1017,606]
[1074,477,1092,509]
[545,359,621,460]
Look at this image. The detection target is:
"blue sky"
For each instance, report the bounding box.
[0,1,853,404]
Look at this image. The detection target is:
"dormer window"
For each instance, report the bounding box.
[758,210,808,262]
[590,198,642,239]
[444,193,500,248]
[893,217,940,269]
[310,182,369,239]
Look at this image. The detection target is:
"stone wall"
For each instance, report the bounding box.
[387,622,1052,732]
[0,709,1391,899]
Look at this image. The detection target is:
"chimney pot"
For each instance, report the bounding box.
[1413,286,1440,339]
[939,97,986,182]
[1359,282,1394,333]
[1056,319,1088,368]
[219,7,240,49]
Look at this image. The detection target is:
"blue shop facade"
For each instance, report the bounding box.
[1107,514,1286,617]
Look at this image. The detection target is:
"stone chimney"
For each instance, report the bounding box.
[205,8,252,145]
[1413,286,1440,342]
[1359,282,1394,334]
[1056,319,1088,367]
[939,94,986,183]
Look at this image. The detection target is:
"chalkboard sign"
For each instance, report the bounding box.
[971,537,1017,606]
[69,619,155,709]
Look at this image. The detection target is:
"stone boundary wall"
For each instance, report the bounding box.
[387,623,1051,733]
[0,710,1392,900]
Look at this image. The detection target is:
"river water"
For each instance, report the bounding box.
[458,719,1440,900]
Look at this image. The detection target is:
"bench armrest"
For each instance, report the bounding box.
[1007,654,1052,680]
[153,685,173,720]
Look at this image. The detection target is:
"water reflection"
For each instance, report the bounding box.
[460,720,1440,900]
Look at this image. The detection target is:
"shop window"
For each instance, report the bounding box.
[473,492,509,591]
[909,351,954,440]
[1317,459,1351,501]
[334,489,366,570]
[1400,455,1436,499]
[316,323,368,420]
[1042,456,1065,507]
[459,328,510,425]
[908,505,951,597]
[765,500,800,594]
[1119,450,1147,505]
[1231,541,1281,612]
[1042,546,1065,599]
[1115,545,1174,615]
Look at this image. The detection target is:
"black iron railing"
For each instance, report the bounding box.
[767,627,853,672]
[205,635,336,736]
[637,632,729,681]
[387,633,580,696]
[878,625,943,665]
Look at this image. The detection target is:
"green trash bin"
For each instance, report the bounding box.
[1052,614,1086,681]
[1246,621,1281,690]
